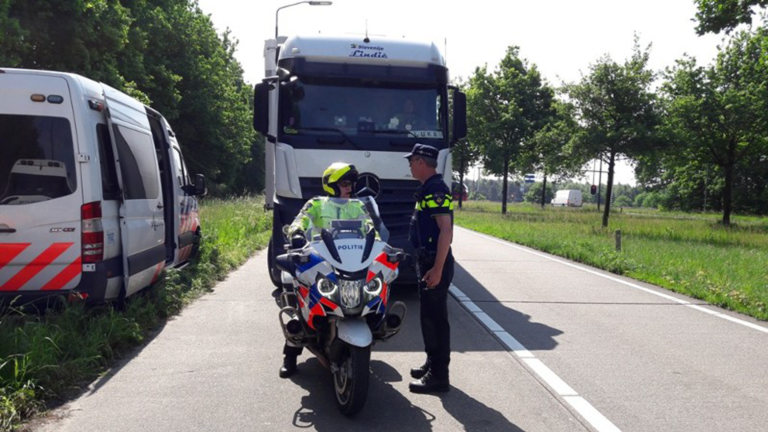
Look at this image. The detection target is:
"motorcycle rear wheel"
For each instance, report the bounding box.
[333,344,371,416]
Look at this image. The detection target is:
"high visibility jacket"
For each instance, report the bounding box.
[410,173,454,251]
[288,197,375,238]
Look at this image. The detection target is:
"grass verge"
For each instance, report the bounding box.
[456,201,768,321]
[0,196,271,431]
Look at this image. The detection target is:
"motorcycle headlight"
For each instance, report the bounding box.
[339,279,363,309]
[317,277,337,297]
[364,277,383,297]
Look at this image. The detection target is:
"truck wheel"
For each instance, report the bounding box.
[267,237,281,288]
[333,344,371,416]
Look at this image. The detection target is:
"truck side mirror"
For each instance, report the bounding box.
[452,90,467,143]
[194,174,207,197]
[253,82,270,134]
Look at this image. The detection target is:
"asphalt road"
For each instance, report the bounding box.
[34,227,768,432]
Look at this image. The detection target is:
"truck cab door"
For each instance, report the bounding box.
[102,85,165,297]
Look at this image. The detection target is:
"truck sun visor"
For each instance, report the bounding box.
[278,59,449,84]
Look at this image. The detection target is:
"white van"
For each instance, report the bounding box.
[551,189,582,207]
[0,68,205,303]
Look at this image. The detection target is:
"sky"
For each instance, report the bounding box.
[196,0,725,186]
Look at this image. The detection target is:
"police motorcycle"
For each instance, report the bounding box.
[274,196,407,416]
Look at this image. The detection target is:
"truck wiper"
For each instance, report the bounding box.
[293,127,361,150]
[365,129,418,138]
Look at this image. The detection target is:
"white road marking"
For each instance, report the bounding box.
[564,396,623,432]
[458,226,768,335]
[449,283,622,432]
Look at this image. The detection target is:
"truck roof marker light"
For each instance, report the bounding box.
[31,94,46,102]
[47,95,64,104]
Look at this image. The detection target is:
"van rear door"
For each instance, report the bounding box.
[102,85,165,297]
[0,72,83,294]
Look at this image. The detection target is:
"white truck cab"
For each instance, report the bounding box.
[0,68,205,304]
[253,35,467,286]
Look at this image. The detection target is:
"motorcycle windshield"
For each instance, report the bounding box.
[305,196,389,242]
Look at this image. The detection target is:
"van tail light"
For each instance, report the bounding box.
[82,201,104,263]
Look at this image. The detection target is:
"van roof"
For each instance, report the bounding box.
[1,68,107,102]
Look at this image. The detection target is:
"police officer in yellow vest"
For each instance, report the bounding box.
[404,144,454,393]
[280,162,375,378]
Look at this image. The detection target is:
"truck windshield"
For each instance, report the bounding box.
[280,80,445,141]
[0,115,76,206]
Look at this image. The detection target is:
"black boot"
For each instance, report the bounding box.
[409,371,450,393]
[279,354,297,378]
[410,360,430,379]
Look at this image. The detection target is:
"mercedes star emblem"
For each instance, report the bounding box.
[355,173,381,199]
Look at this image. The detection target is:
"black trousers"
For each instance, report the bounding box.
[416,252,454,380]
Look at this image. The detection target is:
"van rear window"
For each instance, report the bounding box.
[0,115,77,206]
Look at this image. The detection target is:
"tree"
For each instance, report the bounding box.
[523,182,554,204]
[0,0,259,195]
[694,0,768,35]
[450,80,480,209]
[467,47,555,214]
[566,38,662,227]
[661,26,768,225]
[524,100,584,207]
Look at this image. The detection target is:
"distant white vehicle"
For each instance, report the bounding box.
[551,189,582,207]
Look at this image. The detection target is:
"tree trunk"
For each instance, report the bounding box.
[501,154,510,215]
[541,173,547,208]
[722,165,733,226]
[722,142,736,226]
[601,152,616,228]
[459,161,465,209]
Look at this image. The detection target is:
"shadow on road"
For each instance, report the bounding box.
[453,262,563,352]
[288,359,524,431]
[289,359,435,431]
[366,263,563,354]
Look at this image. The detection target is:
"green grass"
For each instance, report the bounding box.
[456,201,768,321]
[0,196,271,431]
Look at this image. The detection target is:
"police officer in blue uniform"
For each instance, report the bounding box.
[404,143,454,393]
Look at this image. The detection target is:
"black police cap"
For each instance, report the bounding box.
[403,143,439,160]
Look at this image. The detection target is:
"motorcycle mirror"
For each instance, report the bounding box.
[386,252,405,263]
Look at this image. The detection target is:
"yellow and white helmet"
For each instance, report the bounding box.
[322,162,358,196]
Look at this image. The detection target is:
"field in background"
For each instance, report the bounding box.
[455,201,768,321]
[0,196,271,431]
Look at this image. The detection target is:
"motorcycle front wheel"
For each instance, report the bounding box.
[333,344,371,416]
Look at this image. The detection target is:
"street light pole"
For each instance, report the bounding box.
[276,1,332,41]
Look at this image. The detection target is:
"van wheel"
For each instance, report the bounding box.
[267,237,281,288]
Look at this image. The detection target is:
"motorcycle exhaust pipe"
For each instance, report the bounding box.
[278,306,305,342]
[385,313,401,330]
[286,316,303,335]
[374,301,407,340]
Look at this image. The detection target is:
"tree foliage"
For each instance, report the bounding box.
[467,47,555,214]
[658,26,768,224]
[0,0,262,194]
[694,0,768,35]
[566,38,662,227]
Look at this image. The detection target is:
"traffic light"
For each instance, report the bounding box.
[590,184,597,195]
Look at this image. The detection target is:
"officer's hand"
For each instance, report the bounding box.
[422,267,442,289]
[291,233,307,249]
